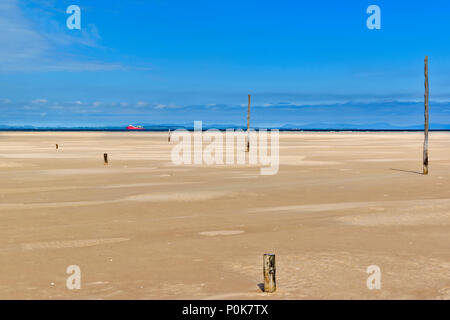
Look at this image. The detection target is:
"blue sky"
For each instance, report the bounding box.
[1,0,450,128]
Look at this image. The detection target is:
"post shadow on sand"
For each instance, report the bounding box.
[257,283,265,292]
[390,168,424,175]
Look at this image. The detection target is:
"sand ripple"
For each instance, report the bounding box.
[199,230,244,236]
[124,191,230,202]
[21,237,129,250]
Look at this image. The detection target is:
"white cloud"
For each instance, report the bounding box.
[0,0,125,72]
[154,103,181,109]
[136,101,149,107]
[0,0,48,66]
[32,98,48,104]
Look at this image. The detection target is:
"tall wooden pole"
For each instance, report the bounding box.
[246,94,251,152]
[423,56,429,175]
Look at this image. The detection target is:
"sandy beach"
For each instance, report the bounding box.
[0,131,449,299]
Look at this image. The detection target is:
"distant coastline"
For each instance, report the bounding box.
[2,123,450,132]
[1,128,450,132]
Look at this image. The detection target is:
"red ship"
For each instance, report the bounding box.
[126,125,144,130]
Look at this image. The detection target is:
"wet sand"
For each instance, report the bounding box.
[0,131,449,299]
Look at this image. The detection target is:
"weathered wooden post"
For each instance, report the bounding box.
[104,153,108,165]
[168,128,171,142]
[263,253,276,293]
[55,144,58,150]
[246,94,251,152]
[423,56,429,175]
